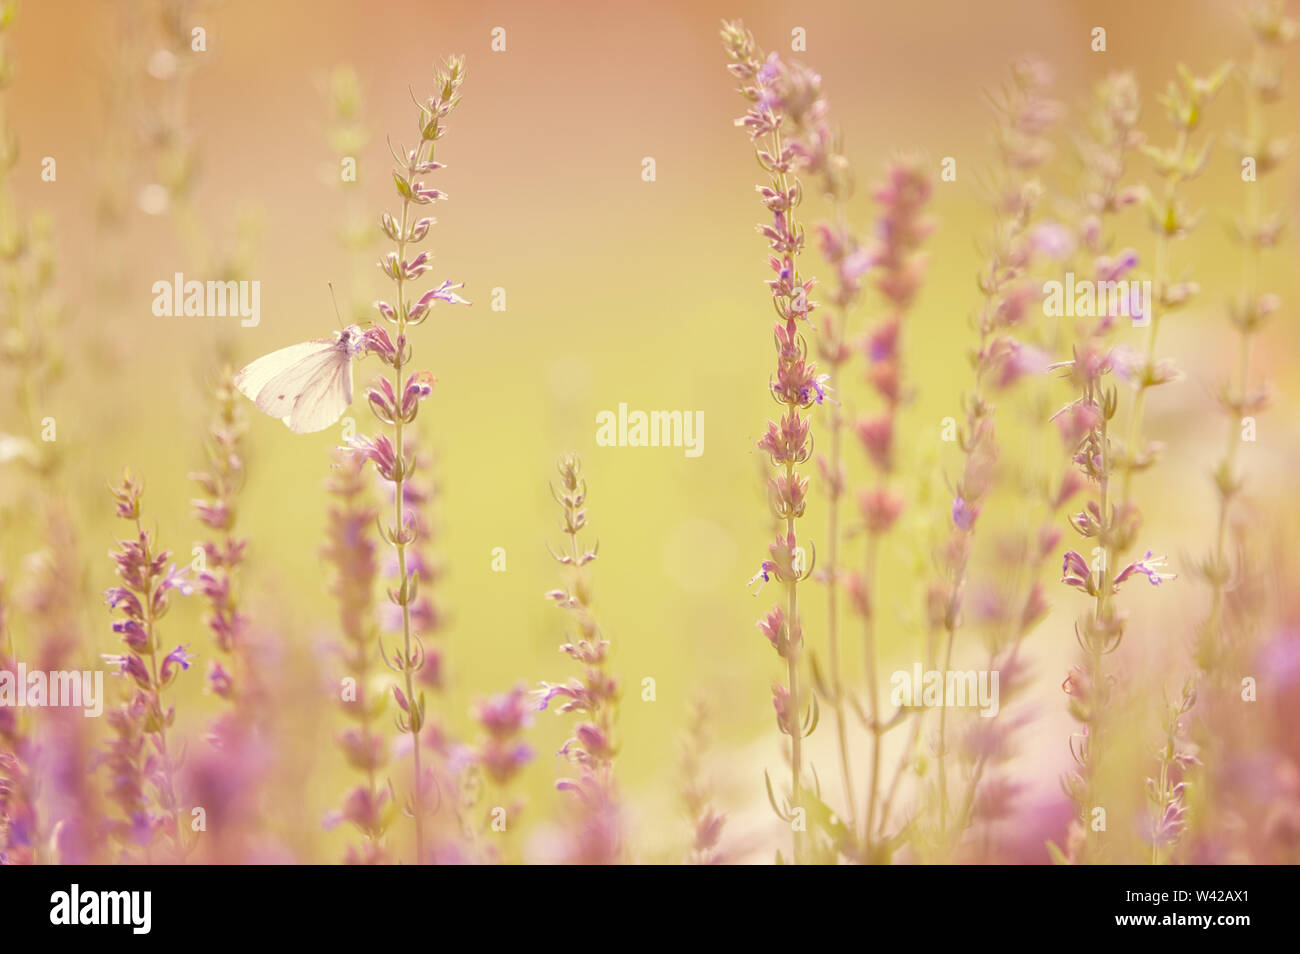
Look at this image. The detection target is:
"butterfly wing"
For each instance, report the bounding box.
[285,355,354,434]
[235,331,360,433]
[233,340,334,412]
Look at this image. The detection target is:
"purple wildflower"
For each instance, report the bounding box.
[1114,550,1176,589]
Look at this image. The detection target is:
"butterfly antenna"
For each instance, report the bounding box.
[327,282,345,330]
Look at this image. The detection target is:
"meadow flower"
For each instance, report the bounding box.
[855,415,893,472]
[100,695,156,857]
[1060,550,1095,595]
[1114,550,1176,589]
[680,701,727,864]
[1050,62,1227,863]
[1146,679,1198,861]
[322,447,388,861]
[771,683,794,735]
[1031,222,1076,260]
[102,470,192,858]
[379,454,444,690]
[475,685,534,739]
[1198,1,1293,677]
[191,369,250,705]
[345,55,470,859]
[757,605,797,658]
[930,59,1059,848]
[0,600,40,865]
[745,561,775,594]
[723,20,827,861]
[5,0,1300,872]
[758,412,811,466]
[346,433,398,480]
[540,454,622,863]
[472,684,534,821]
[952,497,979,532]
[158,645,194,683]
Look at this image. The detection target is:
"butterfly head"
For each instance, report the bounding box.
[335,324,368,359]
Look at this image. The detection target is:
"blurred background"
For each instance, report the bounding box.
[1,0,1297,862]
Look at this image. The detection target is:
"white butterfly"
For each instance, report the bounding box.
[234,324,368,434]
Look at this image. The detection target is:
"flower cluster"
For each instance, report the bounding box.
[852,160,935,850]
[930,59,1060,844]
[1054,61,1228,864]
[775,33,939,852]
[380,448,444,691]
[322,448,390,863]
[537,454,622,863]
[101,470,193,857]
[190,368,249,703]
[4,501,104,865]
[679,700,726,865]
[723,20,820,863]
[1145,678,1199,861]
[348,55,468,862]
[0,581,38,865]
[468,684,532,793]
[934,59,1061,637]
[1199,2,1293,673]
[1122,62,1231,490]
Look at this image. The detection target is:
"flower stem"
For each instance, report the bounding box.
[392,139,429,864]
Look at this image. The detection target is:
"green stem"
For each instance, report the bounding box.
[824,329,856,835]
[392,139,429,864]
[862,532,882,851]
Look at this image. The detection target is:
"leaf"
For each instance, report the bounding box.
[763,769,790,822]
[803,789,853,856]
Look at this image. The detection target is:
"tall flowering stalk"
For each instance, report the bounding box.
[322,448,389,863]
[933,59,1060,841]
[773,54,937,852]
[1123,63,1230,512]
[0,579,38,865]
[1183,0,1293,869]
[0,4,102,866]
[1054,65,1226,863]
[850,162,933,854]
[1146,678,1198,863]
[1046,74,1144,865]
[381,448,444,692]
[467,684,533,862]
[771,58,860,835]
[1200,2,1292,673]
[680,700,726,865]
[350,55,468,863]
[102,470,194,858]
[722,21,824,865]
[191,368,249,705]
[1061,62,1224,864]
[16,509,104,864]
[0,741,37,864]
[187,369,277,860]
[537,454,622,864]
[472,685,534,791]
[101,693,153,859]
[1055,352,1177,863]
